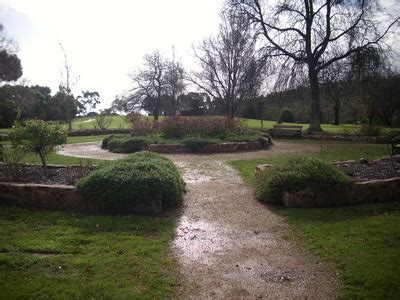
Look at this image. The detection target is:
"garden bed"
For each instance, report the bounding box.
[335,156,399,181]
[102,134,272,154]
[282,156,400,208]
[255,156,400,208]
[0,163,92,185]
[0,152,184,214]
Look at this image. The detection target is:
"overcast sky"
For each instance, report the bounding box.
[0,0,224,109]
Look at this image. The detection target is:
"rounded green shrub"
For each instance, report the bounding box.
[256,157,352,205]
[101,134,128,149]
[77,151,184,210]
[108,136,155,153]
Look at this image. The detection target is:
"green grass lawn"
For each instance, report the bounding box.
[67,134,110,144]
[21,152,102,166]
[243,117,399,136]
[229,140,400,299]
[0,205,177,298]
[2,115,399,137]
[67,115,131,130]
[285,202,400,299]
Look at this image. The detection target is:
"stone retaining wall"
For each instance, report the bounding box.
[147,141,270,154]
[266,130,391,144]
[0,182,161,214]
[282,177,400,208]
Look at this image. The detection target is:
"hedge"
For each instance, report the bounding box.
[256,157,352,205]
[76,151,184,210]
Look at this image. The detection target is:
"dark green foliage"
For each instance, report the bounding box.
[77,151,184,210]
[358,124,382,136]
[224,134,260,142]
[101,134,128,149]
[181,137,220,152]
[0,97,18,128]
[0,50,22,82]
[279,108,295,123]
[108,136,155,153]
[256,157,352,204]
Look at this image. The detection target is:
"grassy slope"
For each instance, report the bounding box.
[0,205,177,298]
[67,115,131,130]
[229,140,400,299]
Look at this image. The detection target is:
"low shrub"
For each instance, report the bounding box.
[339,126,356,136]
[101,134,128,149]
[279,108,295,123]
[256,157,352,205]
[181,137,221,152]
[76,151,184,210]
[156,115,246,139]
[224,134,260,142]
[358,124,382,136]
[125,113,153,136]
[108,136,155,153]
[11,120,67,171]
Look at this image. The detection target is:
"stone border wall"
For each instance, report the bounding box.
[266,129,391,144]
[282,177,400,208]
[146,141,270,154]
[0,182,161,214]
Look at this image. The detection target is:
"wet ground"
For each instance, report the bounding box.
[58,142,338,299]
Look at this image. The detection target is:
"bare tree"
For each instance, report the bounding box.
[165,47,186,114]
[235,0,399,131]
[319,59,351,125]
[190,9,266,118]
[125,50,167,121]
[58,43,80,130]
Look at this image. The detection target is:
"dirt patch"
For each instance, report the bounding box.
[0,164,92,185]
[335,156,400,182]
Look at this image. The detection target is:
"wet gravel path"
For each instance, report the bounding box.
[58,142,338,299]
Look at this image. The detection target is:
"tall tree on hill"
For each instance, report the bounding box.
[190,8,266,118]
[234,0,399,131]
[126,50,167,121]
[164,48,185,114]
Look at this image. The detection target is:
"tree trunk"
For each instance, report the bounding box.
[368,114,373,126]
[308,67,322,131]
[154,92,161,122]
[153,110,159,121]
[333,103,340,125]
[68,119,72,131]
[39,152,47,175]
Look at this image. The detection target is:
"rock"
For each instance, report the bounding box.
[359,158,369,164]
[256,164,275,172]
